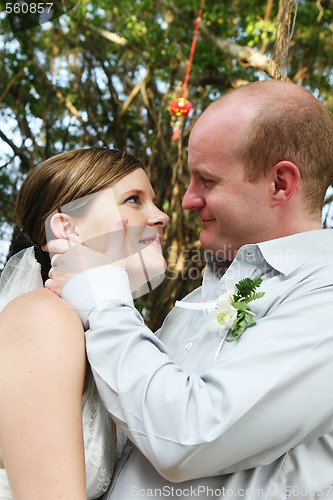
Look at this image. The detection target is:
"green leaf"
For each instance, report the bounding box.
[247,292,265,302]
[231,301,249,310]
[234,277,263,301]
[245,314,256,325]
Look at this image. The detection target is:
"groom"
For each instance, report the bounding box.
[49,80,333,499]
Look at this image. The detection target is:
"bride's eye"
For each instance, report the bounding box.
[124,195,140,205]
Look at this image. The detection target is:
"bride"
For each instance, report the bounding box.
[0,147,168,500]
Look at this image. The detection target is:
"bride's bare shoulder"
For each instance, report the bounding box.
[0,288,84,341]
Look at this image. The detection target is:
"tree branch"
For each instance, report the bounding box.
[0,158,14,171]
[82,22,127,46]
[199,23,277,77]
[119,68,150,117]
[0,129,32,172]
[0,61,33,105]
[157,0,279,78]
[52,86,90,142]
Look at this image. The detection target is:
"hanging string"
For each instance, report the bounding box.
[170,0,205,141]
[181,0,205,98]
[272,0,299,80]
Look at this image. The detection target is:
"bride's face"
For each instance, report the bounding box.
[71,168,169,290]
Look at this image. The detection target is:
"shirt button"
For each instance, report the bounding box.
[185,341,193,351]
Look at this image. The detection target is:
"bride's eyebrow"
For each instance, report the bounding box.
[121,189,143,197]
[121,189,157,202]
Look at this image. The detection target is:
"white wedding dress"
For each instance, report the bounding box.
[0,248,118,499]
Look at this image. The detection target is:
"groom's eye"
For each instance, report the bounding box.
[200,176,214,187]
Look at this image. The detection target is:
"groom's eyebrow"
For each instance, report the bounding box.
[192,167,219,179]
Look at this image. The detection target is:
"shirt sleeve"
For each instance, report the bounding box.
[62,265,333,483]
[61,265,133,325]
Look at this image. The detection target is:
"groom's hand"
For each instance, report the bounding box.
[44,219,128,296]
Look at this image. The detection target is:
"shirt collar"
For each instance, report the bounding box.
[205,229,333,281]
[205,252,232,278]
[256,229,333,276]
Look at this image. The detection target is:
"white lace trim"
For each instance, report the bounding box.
[83,374,116,498]
[0,247,43,312]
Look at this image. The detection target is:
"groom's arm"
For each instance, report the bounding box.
[63,265,333,482]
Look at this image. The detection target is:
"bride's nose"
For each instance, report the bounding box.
[147,210,169,227]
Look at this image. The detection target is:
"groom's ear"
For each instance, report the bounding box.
[50,213,82,243]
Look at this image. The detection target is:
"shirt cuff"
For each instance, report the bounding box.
[61,265,133,325]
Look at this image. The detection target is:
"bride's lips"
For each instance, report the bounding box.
[139,235,162,248]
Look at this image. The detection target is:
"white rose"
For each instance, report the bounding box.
[207,282,237,333]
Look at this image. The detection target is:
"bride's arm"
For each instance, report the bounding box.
[0,288,87,500]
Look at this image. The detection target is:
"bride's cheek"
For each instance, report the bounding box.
[126,253,145,277]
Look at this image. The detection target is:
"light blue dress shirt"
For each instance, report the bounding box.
[63,229,333,499]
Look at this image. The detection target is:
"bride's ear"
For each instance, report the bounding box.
[50,213,82,243]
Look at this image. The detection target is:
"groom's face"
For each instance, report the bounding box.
[182,99,270,260]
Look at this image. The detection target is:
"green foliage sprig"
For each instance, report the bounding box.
[227,278,265,342]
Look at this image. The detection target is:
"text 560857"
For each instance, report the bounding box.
[5,3,53,14]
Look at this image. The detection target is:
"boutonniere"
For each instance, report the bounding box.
[207,277,265,344]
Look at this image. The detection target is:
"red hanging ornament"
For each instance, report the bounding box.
[169,98,192,117]
[169,98,192,140]
[169,0,204,141]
